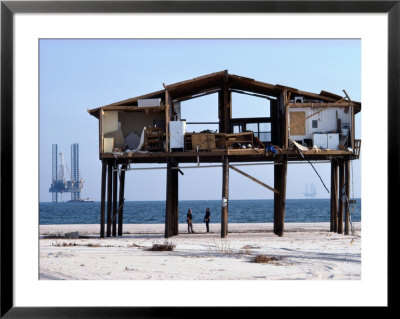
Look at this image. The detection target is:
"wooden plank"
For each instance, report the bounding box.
[287,102,354,108]
[97,105,165,112]
[221,157,229,238]
[229,165,279,194]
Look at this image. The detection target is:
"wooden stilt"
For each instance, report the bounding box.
[112,162,118,237]
[100,160,107,238]
[118,164,126,236]
[165,158,173,238]
[344,159,351,235]
[106,161,112,237]
[274,158,287,237]
[172,162,179,236]
[330,160,338,232]
[338,160,345,234]
[221,156,229,238]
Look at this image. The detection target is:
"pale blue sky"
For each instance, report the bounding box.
[39,39,361,202]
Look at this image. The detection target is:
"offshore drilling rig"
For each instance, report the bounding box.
[49,143,84,202]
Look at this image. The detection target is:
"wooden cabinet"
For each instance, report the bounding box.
[143,127,164,151]
[184,132,255,151]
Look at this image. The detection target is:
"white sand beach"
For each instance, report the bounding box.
[39,222,361,280]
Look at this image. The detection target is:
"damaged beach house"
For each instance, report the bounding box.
[88,70,361,238]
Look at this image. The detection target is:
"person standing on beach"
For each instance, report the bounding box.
[204,208,211,233]
[187,209,194,233]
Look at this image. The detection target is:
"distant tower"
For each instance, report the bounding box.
[49,143,83,202]
[304,183,317,199]
[71,143,80,200]
[51,144,58,202]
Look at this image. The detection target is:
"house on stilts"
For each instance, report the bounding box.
[88,70,361,238]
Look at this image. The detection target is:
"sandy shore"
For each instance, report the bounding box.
[39,222,361,280]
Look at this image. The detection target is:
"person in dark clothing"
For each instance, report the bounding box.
[187,209,194,233]
[204,208,211,232]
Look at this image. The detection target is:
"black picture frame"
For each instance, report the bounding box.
[1,1,395,317]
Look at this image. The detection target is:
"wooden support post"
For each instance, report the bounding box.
[330,160,338,232]
[106,161,113,237]
[112,162,118,237]
[165,90,171,152]
[165,158,174,238]
[117,164,126,236]
[221,156,229,238]
[172,162,179,236]
[100,160,107,238]
[338,160,345,234]
[218,84,231,133]
[274,158,287,236]
[344,159,351,235]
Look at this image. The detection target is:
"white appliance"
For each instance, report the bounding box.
[313,133,327,149]
[138,98,161,107]
[169,120,186,150]
[327,133,340,150]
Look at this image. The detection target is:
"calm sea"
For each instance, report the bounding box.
[39,199,361,225]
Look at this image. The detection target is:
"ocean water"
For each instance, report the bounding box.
[39,199,361,225]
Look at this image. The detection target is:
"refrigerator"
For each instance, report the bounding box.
[327,133,340,150]
[169,120,186,150]
[313,133,327,149]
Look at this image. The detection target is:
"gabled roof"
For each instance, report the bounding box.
[88,70,361,118]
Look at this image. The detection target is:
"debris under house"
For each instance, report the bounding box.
[88,70,361,238]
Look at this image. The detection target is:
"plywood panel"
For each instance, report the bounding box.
[103,111,119,134]
[290,111,306,136]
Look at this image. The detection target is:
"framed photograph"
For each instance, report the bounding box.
[1,0,396,317]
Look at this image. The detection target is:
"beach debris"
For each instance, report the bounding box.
[147,241,175,251]
[87,243,101,247]
[64,232,79,239]
[241,245,260,250]
[128,243,145,248]
[251,254,279,264]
